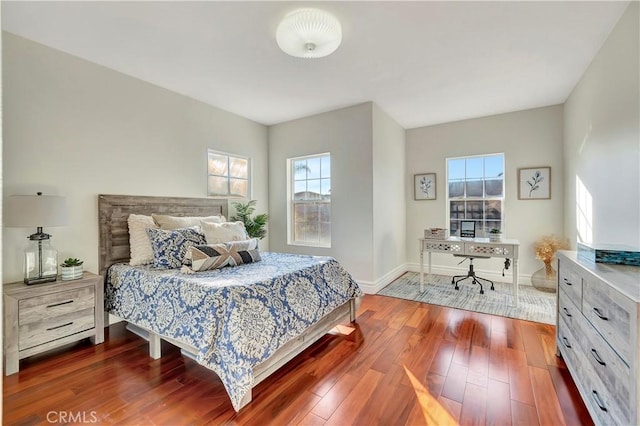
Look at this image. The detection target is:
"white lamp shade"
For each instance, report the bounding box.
[4,194,68,228]
[276,8,342,58]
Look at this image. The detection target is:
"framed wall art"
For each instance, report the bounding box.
[518,166,551,199]
[414,173,436,200]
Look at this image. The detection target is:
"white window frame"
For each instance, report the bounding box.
[287,152,331,248]
[446,153,505,236]
[207,149,250,198]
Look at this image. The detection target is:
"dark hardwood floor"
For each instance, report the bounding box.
[3,294,593,425]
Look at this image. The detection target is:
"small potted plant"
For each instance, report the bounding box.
[60,257,84,281]
[488,228,503,242]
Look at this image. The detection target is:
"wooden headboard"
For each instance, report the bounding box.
[98,194,229,277]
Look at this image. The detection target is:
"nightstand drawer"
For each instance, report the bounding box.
[19,307,95,350]
[18,286,95,325]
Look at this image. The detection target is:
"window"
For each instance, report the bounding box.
[288,153,331,247]
[447,154,504,236]
[207,150,249,197]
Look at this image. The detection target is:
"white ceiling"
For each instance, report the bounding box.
[2,1,630,129]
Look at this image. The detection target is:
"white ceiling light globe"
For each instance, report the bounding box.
[276,8,342,59]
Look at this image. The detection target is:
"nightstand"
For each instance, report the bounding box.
[3,272,104,375]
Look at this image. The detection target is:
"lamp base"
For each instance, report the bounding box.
[24,274,58,285]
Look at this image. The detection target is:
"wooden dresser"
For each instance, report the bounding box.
[3,272,104,375]
[556,251,640,426]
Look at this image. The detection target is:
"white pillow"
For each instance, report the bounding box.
[201,221,249,244]
[152,214,226,230]
[128,214,158,266]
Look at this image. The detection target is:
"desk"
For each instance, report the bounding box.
[419,237,520,307]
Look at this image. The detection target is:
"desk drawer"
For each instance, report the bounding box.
[466,242,515,258]
[422,240,463,254]
[558,258,582,308]
[19,286,95,325]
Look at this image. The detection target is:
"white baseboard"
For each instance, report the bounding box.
[355,261,531,295]
[356,264,409,294]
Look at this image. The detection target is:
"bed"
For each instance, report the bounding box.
[98,194,362,411]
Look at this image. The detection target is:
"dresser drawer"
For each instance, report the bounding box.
[582,372,624,426]
[582,275,634,364]
[19,307,95,350]
[559,315,629,426]
[558,286,581,327]
[19,286,95,325]
[558,258,582,307]
[573,309,633,423]
[557,314,581,364]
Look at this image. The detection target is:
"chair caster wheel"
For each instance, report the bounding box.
[454,286,459,290]
[480,289,484,295]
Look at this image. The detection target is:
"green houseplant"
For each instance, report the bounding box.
[60,257,84,281]
[231,200,269,240]
[488,228,502,242]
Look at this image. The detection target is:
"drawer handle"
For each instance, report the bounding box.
[593,307,609,321]
[46,322,73,331]
[592,390,608,412]
[561,336,572,349]
[562,307,572,318]
[46,300,74,308]
[562,278,572,286]
[591,349,606,366]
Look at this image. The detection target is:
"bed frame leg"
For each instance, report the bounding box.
[149,332,161,359]
[350,298,357,323]
[238,389,252,410]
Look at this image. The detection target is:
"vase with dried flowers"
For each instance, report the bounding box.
[532,235,569,292]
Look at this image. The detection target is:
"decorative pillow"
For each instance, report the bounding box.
[146,227,207,269]
[201,221,249,244]
[128,214,159,266]
[184,239,261,272]
[152,214,226,230]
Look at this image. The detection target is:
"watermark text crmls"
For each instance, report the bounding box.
[46,411,98,424]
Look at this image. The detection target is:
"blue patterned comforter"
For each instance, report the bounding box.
[105,252,362,411]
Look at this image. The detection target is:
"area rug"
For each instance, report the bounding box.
[379,272,556,325]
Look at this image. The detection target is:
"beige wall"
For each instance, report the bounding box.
[268,103,375,284]
[2,33,269,283]
[268,102,407,291]
[1,22,4,287]
[564,2,639,249]
[406,105,565,281]
[372,103,406,287]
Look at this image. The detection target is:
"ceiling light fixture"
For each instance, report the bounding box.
[276,8,342,59]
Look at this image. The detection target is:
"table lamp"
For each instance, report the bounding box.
[4,192,68,284]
